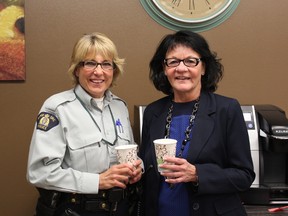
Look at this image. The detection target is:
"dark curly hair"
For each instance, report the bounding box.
[149,30,223,95]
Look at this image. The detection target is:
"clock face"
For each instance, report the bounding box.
[140,0,240,32]
[152,0,232,23]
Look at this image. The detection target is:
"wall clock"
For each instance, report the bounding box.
[140,0,240,32]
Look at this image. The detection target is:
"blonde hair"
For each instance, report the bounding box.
[68,32,125,86]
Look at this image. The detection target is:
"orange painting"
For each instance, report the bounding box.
[0,0,25,80]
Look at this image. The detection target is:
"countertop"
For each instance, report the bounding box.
[245,205,288,215]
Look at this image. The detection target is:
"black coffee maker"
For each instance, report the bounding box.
[241,105,288,204]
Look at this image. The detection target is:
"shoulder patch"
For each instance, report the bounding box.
[36,112,59,131]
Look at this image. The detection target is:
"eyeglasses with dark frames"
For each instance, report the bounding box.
[80,60,115,71]
[164,57,202,68]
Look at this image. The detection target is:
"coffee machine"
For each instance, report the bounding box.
[240,105,288,204]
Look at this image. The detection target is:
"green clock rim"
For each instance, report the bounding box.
[140,0,241,32]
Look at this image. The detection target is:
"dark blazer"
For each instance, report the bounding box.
[139,91,255,216]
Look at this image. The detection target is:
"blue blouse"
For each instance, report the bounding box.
[158,100,197,216]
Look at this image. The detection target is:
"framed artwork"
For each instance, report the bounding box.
[0,0,25,81]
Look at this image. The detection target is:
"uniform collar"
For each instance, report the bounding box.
[74,84,114,110]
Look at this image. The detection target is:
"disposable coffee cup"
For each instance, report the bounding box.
[115,144,138,165]
[153,138,177,172]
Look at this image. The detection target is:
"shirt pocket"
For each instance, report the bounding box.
[115,116,133,145]
[117,126,131,143]
[66,131,109,173]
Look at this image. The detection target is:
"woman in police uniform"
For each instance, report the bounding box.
[27,32,143,216]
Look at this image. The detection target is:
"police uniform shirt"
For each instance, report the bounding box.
[27,84,134,194]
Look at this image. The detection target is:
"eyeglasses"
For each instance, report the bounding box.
[80,60,115,71]
[164,57,201,68]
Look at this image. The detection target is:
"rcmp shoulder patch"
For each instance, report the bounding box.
[36,112,59,131]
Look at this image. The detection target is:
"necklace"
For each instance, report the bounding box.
[164,97,200,157]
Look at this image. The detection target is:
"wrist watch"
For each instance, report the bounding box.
[140,0,240,32]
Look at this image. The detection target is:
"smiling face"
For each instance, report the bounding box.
[76,52,114,98]
[164,45,205,102]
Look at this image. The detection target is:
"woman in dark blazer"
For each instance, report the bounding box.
[138,30,255,216]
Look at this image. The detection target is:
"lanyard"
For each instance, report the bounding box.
[74,90,118,146]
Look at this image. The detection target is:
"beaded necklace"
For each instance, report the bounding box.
[164,97,200,157]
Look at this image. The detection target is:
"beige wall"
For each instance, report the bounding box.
[0,0,287,215]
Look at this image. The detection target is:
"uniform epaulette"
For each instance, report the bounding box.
[113,96,127,107]
[110,93,127,107]
[44,89,76,111]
